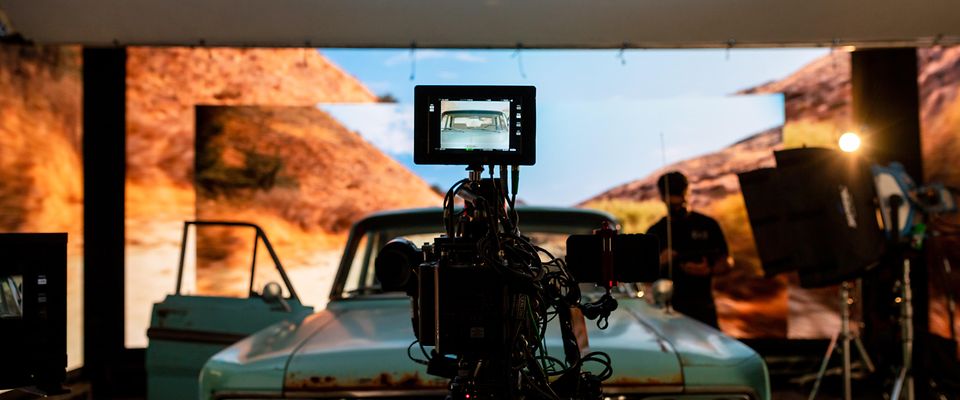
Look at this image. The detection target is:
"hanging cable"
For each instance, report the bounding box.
[830,38,841,71]
[725,39,736,61]
[512,43,528,79]
[409,42,417,81]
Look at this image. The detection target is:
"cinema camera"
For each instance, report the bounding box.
[375,86,659,400]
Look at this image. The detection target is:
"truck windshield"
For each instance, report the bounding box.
[341,231,570,298]
[442,113,503,132]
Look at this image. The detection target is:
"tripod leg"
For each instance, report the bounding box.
[852,336,876,373]
[841,282,853,400]
[892,366,907,400]
[843,333,852,400]
[907,374,915,400]
[808,331,840,400]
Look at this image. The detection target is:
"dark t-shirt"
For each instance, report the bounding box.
[646,211,728,328]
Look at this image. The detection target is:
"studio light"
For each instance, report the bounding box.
[839,132,861,153]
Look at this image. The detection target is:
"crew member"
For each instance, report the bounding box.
[646,171,730,329]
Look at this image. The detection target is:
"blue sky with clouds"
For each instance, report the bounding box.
[319,48,828,205]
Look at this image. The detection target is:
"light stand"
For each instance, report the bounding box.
[888,194,915,400]
[807,281,876,400]
[891,259,915,400]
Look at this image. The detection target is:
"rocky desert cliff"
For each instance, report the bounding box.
[191,105,441,296]
[125,47,382,233]
[583,127,782,210]
[0,45,81,245]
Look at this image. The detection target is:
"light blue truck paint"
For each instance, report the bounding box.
[147,209,770,400]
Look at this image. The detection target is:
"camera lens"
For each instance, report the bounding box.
[374,238,422,292]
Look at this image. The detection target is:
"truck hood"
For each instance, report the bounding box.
[281,297,685,396]
[203,296,766,398]
[618,299,761,367]
[283,298,449,395]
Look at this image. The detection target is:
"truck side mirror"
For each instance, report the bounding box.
[261,282,291,312]
[651,279,674,310]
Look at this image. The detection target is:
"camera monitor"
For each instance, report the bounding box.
[0,233,66,390]
[414,85,536,165]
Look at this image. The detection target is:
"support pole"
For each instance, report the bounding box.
[82,47,128,397]
[851,48,922,179]
[852,48,927,396]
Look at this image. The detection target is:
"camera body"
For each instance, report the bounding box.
[415,236,509,355]
[378,176,543,396]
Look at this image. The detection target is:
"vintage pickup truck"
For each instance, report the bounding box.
[146,207,770,400]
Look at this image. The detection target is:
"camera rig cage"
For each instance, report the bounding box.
[375,85,659,399]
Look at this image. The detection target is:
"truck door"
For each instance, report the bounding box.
[145,221,313,400]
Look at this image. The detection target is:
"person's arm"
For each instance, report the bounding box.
[659,249,678,266]
[680,257,711,276]
[647,219,676,278]
[708,219,732,275]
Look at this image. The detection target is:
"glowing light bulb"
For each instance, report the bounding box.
[838,132,861,153]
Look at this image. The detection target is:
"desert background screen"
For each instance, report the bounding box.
[1,45,959,366]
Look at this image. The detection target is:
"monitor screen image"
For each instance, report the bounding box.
[439,100,512,151]
[414,85,535,166]
[0,274,23,320]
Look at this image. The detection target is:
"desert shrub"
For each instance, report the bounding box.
[782,119,849,150]
[580,199,665,234]
[196,145,290,195]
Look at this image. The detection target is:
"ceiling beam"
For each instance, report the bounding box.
[2,0,960,49]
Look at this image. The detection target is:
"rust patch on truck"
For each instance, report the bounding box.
[287,370,679,393]
[604,373,684,386]
[286,371,446,391]
[305,376,335,385]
